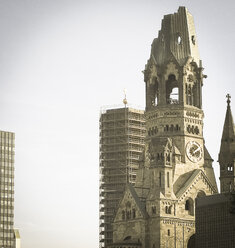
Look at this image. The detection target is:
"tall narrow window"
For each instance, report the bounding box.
[167,172,170,188]
[166,74,179,104]
[186,84,188,104]
[159,172,161,187]
[122,210,125,220]
[132,209,136,219]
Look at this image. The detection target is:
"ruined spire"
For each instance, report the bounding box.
[150,6,200,67]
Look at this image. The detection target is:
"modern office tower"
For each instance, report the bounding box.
[99,107,146,248]
[109,7,218,248]
[0,131,16,248]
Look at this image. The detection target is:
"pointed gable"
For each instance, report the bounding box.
[114,184,147,223]
[174,169,217,199]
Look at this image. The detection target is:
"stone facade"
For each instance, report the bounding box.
[109,7,218,248]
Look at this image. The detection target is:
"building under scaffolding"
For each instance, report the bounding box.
[99,106,146,248]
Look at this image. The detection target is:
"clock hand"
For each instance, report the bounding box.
[193,147,200,155]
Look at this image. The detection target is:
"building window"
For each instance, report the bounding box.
[167,172,170,187]
[185,198,194,216]
[159,172,161,187]
[152,206,156,214]
[165,206,168,214]
[165,205,172,214]
[132,209,136,219]
[122,210,125,220]
[168,229,170,236]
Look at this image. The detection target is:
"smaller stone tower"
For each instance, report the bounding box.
[219,94,235,193]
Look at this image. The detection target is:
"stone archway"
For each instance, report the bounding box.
[187,234,195,248]
[196,190,206,198]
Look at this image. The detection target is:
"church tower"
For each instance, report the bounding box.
[109,7,217,248]
[144,6,207,182]
[219,95,235,193]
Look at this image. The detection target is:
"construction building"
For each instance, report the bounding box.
[0,130,20,248]
[99,106,146,248]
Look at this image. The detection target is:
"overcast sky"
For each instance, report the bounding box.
[0,0,235,248]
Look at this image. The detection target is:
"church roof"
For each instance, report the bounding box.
[221,99,235,141]
[174,169,197,197]
[174,169,217,198]
[127,184,148,218]
[219,96,235,160]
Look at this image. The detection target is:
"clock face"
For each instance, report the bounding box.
[186,141,203,163]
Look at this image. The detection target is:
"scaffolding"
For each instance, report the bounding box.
[99,106,146,248]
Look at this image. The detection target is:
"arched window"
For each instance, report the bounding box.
[152,206,156,214]
[166,74,179,104]
[175,124,179,131]
[165,205,172,214]
[166,125,169,131]
[165,206,168,214]
[187,234,195,248]
[154,78,159,106]
[167,172,170,187]
[196,191,206,198]
[126,210,131,220]
[185,198,194,216]
[132,209,136,219]
[187,85,194,106]
[170,88,179,103]
[122,210,125,220]
[168,205,172,214]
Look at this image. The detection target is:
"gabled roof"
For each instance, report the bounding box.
[151,137,173,152]
[174,170,196,196]
[113,183,148,222]
[127,184,148,218]
[173,144,181,155]
[174,169,217,198]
